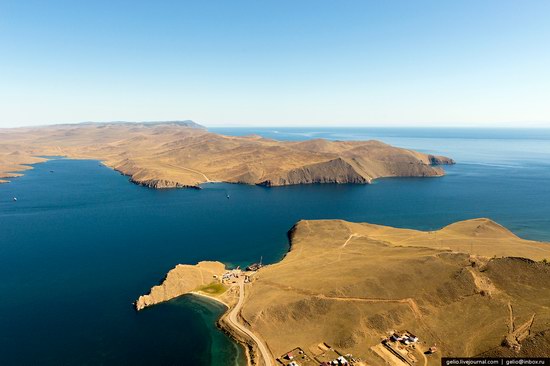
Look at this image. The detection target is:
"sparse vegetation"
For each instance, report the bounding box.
[197,282,227,295]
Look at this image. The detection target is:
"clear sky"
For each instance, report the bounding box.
[1,0,550,128]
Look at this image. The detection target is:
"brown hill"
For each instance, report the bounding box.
[240,219,550,364]
[0,122,453,187]
[354,218,549,259]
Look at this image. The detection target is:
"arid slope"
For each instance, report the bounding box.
[241,219,550,363]
[0,122,454,187]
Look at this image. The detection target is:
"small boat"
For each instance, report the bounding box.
[13,197,17,202]
[226,194,230,199]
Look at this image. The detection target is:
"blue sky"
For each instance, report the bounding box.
[1,0,549,128]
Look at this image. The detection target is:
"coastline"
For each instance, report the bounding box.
[189,291,229,308]
[0,123,454,189]
[1,153,452,189]
[133,259,269,365]
[189,291,260,366]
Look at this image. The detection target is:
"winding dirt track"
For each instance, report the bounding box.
[163,162,212,182]
[227,278,274,366]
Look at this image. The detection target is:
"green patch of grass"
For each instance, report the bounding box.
[197,282,228,295]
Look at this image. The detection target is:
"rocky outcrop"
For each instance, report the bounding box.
[135,261,226,310]
[259,158,370,186]
[130,178,200,189]
[428,154,455,165]
[256,152,455,187]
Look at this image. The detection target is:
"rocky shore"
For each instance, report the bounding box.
[135,261,266,365]
[134,261,226,310]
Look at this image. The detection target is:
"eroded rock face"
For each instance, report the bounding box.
[428,154,455,165]
[135,261,226,310]
[259,158,370,186]
[130,178,199,189]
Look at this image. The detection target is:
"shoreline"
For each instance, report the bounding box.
[134,259,273,366]
[132,259,262,365]
[189,290,260,366]
[188,291,229,308]
[1,154,451,189]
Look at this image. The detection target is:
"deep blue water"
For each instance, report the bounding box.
[1,128,550,365]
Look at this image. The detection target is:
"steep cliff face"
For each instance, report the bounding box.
[129,178,199,189]
[135,261,226,310]
[259,158,370,186]
[427,154,455,165]
[249,147,454,187]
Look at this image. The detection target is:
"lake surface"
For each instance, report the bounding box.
[1,128,550,365]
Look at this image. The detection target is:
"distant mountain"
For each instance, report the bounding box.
[68,120,206,129]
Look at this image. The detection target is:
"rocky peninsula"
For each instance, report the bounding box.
[137,218,550,366]
[0,121,454,188]
[135,261,272,366]
[135,261,227,311]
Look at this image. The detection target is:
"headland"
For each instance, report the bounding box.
[0,121,454,188]
[136,218,550,365]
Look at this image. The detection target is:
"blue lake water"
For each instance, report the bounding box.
[1,128,550,365]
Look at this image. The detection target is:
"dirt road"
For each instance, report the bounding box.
[227,278,274,366]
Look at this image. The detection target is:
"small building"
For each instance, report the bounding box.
[246,263,262,271]
[337,356,348,365]
[246,256,263,271]
[407,333,419,343]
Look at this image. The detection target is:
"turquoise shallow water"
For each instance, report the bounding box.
[1,128,550,365]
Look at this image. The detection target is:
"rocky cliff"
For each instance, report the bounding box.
[135,261,226,310]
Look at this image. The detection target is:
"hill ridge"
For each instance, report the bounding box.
[0,122,454,187]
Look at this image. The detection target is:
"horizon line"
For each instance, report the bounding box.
[2,120,550,130]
